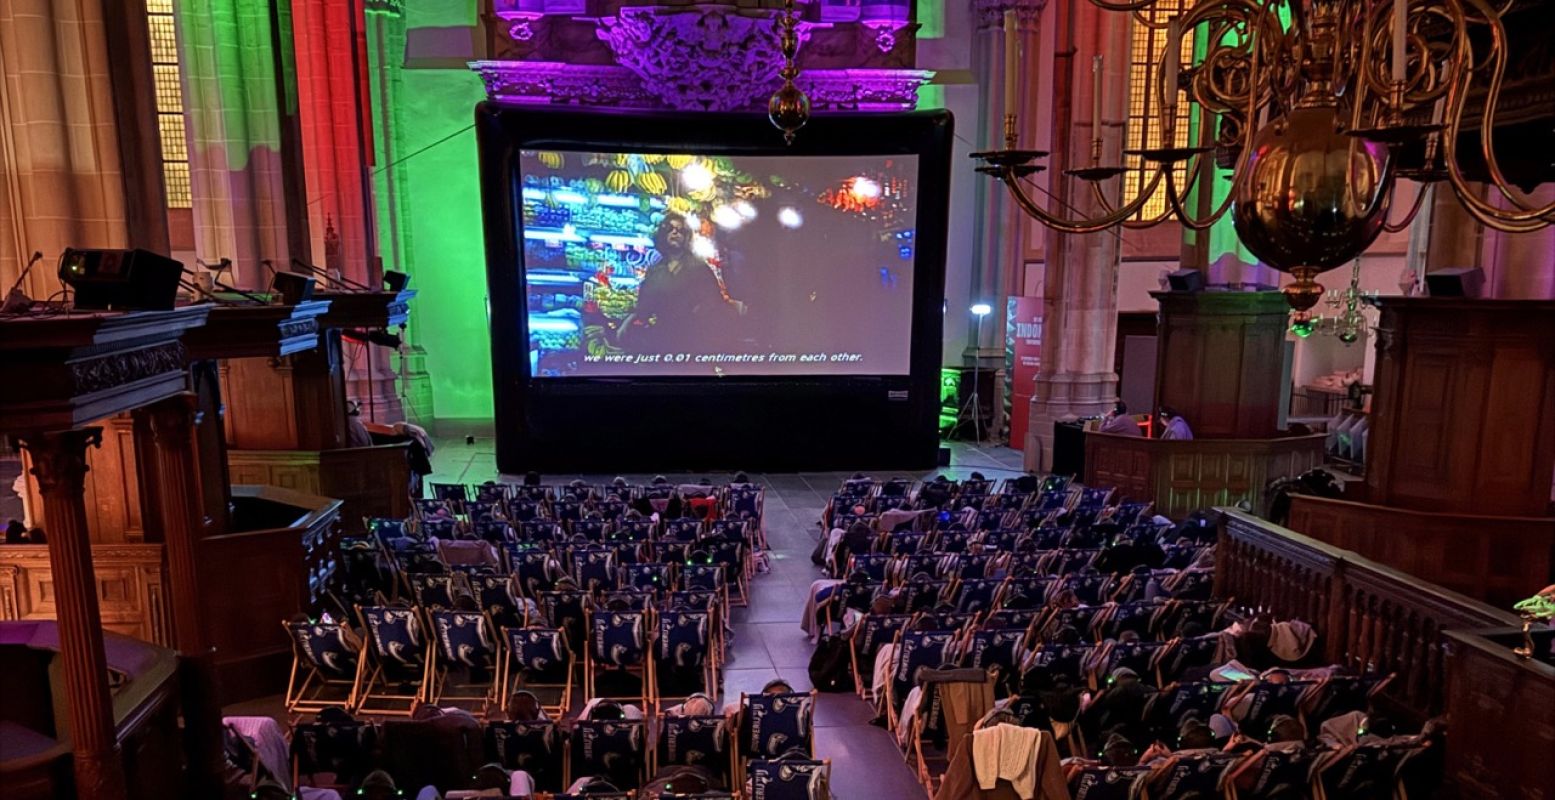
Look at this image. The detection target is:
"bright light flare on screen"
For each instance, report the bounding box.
[711,205,743,230]
[733,200,757,220]
[849,176,881,200]
[680,161,714,192]
[777,207,803,228]
[691,235,718,260]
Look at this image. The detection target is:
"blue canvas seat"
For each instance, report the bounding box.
[1093,639,1170,687]
[1144,681,1236,743]
[426,608,499,708]
[501,626,575,717]
[901,578,949,613]
[575,516,611,541]
[1155,633,1224,683]
[1068,765,1150,800]
[657,609,716,707]
[622,562,675,595]
[654,714,732,788]
[963,626,1028,673]
[885,530,926,556]
[466,572,521,626]
[356,605,430,715]
[418,515,459,539]
[745,758,830,800]
[1314,740,1427,800]
[845,553,891,582]
[283,618,364,714]
[1143,751,1243,800]
[887,630,956,722]
[569,719,648,790]
[704,537,748,606]
[1229,744,1319,800]
[408,572,458,610]
[540,589,592,655]
[602,589,657,612]
[951,577,1004,613]
[983,608,1040,631]
[484,720,565,792]
[736,691,816,764]
[586,609,653,709]
[849,613,911,702]
[470,518,513,546]
[1022,643,1100,692]
[573,546,620,592]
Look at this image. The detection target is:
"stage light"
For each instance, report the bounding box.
[777,207,803,228]
[970,303,993,316]
[733,200,757,220]
[850,176,881,200]
[711,205,743,230]
[691,235,718,260]
[680,161,714,192]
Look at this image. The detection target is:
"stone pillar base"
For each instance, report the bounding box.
[1023,371,1118,472]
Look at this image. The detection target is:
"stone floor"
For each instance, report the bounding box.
[230,429,1026,799]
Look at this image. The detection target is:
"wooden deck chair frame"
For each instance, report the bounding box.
[732,690,819,796]
[583,607,657,713]
[353,604,433,716]
[282,620,366,715]
[654,608,719,714]
[424,608,502,710]
[498,625,576,719]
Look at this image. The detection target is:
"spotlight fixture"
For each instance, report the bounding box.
[970,303,993,317]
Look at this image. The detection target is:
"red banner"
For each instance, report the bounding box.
[1005,296,1043,448]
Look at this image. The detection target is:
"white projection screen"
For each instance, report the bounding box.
[519,150,920,378]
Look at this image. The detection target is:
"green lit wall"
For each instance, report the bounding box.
[397,1,493,419]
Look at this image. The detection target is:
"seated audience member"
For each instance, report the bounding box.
[4,519,24,544]
[1081,667,1155,747]
[1098,401,1141,436]
[502,689,547,722]
[579,697,645,721]
[843,520,875,558]
[1158,406,1194,440]
[357,771,407,800]
[1101,733,1140,767]
[723,678,796,717]
[445,763,528,799]
[662,692,717,717]
[384,705,484,794]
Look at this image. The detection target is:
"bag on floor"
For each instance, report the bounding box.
[808,634,855,693]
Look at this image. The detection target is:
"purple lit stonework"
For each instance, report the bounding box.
[475,1,929,112]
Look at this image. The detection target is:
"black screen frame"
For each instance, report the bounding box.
[476,103,953,472]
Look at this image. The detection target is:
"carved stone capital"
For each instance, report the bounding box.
[141,394,200,450]
[19,428,103,497]
[974,0,1046,29]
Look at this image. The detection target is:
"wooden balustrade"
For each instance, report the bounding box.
[1216,509,1521,718]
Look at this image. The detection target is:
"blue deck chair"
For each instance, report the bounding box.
[917,610,977,634]
[1149,599,1229,639]
[1144,751,1242,800]
[1234,680,1316,738]
[849,613,911,701]
[888,630,956,720]
[902,578,950,613]
[464,499,502,523]
[574,546,620,592]
[586,609,653,709]
[964,626,1028,673]
[368,517,412,541]
[518,519,562,544]
[1093,640,1170,687]
[408,572,458,610]
[668,588,720,613]
[1145,681,1235,743]
[978,528,1022,551]
[655,714,732,788]
[466,572,521,627]
[1060,572,1115,605]
[473,482,512,504]
[1002,576,1054,609]
[553,497,584,523]
[1230,744,1320,800]
[952,577,1004,613]
[983,608,1041,632]
[705,537,748,606]
[1094,600,1166,641]
[746,759,830,800]
[1161,567,1215,600]
[426,608,499,708]
[283,618,364,714]
[337,536,394,607]
[510,547,561,599]
[611,517,655,544]
[1155,633,1224,684]
[430,482,468,504]
[501,626,574,717]
[657,609,716,707]
[1042,603,1106,640]
[415,497,454,518]
[1303,673,1393,724]
[576,516,610,542]
[484,720,564,792]
[736,691,816,763]
[569,719,647,790]
[418,515,459,539]
[390,538,444,578]
[356,605,430,715]
[845,553,891,582]
[470,518,513,546]
[707,518,749,543]
[1161,542,1206,569]
[662,517,703,543]
[893,553,939,583]
[680,564,726,612]
[885,530,927,556]
[622,562,674,595]
[1068,765,1150,800]
[291,715,377,787]
[540,589,592,657]
[1022,643,1099,691]
[602,589,657,612]
[596,498,630,521]
[934,528,974,553]
[507,497,544,522]
[1314,740,1427,800]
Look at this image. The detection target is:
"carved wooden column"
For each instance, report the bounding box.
[17,428,128,800]
[133,394,224,796]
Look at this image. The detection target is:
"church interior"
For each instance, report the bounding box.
[0,0,1552,799]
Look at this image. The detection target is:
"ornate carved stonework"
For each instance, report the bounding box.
[470,60,933,111]
[597,6,812,112]
[276,319,319,341]
[19,428,103,496]
[68,342,187,396]
[973,0,1046,29]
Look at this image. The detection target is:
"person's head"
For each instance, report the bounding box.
[762,679,794,695]
[453,593,479,612]
[1178,720,1217,750]
[653,475,669,485]
[870,595,896,615]
[734,471,750,483]
[357,770,401,800]
[679,693,715,716]
[252,778,292,800]
[1053,625,1082,645]
[848,520,872,539]
[523,471,541,487]
[1118,630,1141,644]
[1113,400,1128,417]
[1268,714,1306,743]
[1159,405,1179,421]
[4,520,25,543]
[612,476,628,488]
[1264,668,1291,685]
[473,763,510,791]
[1108,667,1138,687]
[655,212,692,255]
[588,699,627,721]
[508,690,543,721]
[1102,733,1139,767]
[970,471,986,482]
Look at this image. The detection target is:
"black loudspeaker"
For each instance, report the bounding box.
[1167,269,1205,292]
[383,270,409,292]
[936,446,952,467]
[270,271,316,305]
[1425,267,1485,298]
[58,248,183,310]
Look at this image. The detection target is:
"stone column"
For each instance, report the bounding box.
[0,0,131,297]
[133,394,224,797]
[366,0,435,423]
[175,0,308,288]
[17,429,128,800]
[1023,0,1129,471]
[966,0,1044,370]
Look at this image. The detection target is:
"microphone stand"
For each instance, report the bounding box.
[1,251,44,313]
[185,263,270,305]
[291,258,373,292]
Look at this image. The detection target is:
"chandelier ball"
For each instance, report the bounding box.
[768,82,810,143]
[1232,105,1392,281]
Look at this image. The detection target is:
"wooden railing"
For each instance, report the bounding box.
[1086,432,1326,519]
[1215,509,1522,717]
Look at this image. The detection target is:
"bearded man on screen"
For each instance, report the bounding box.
[619,212,746,353]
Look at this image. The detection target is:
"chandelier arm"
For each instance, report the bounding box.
[1001,167,1164,233]
[1381,183,1430,233]
[1087,0,1172,13]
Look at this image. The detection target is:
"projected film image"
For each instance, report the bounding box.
[520,150,919,377]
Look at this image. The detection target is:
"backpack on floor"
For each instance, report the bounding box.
[808,634,856,693]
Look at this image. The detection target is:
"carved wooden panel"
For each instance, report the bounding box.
[1367,299,1555,516]
[1085,433,1326,519]
[1288,494,1555,609]
[0,544,171,646]
[1444,629,1555,800]
[1151,291,1291,439]
[20,414,146,543]
[226,450,324,496]
[220,358,302,450]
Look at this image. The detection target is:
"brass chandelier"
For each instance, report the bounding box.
[974,0,1555,312]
